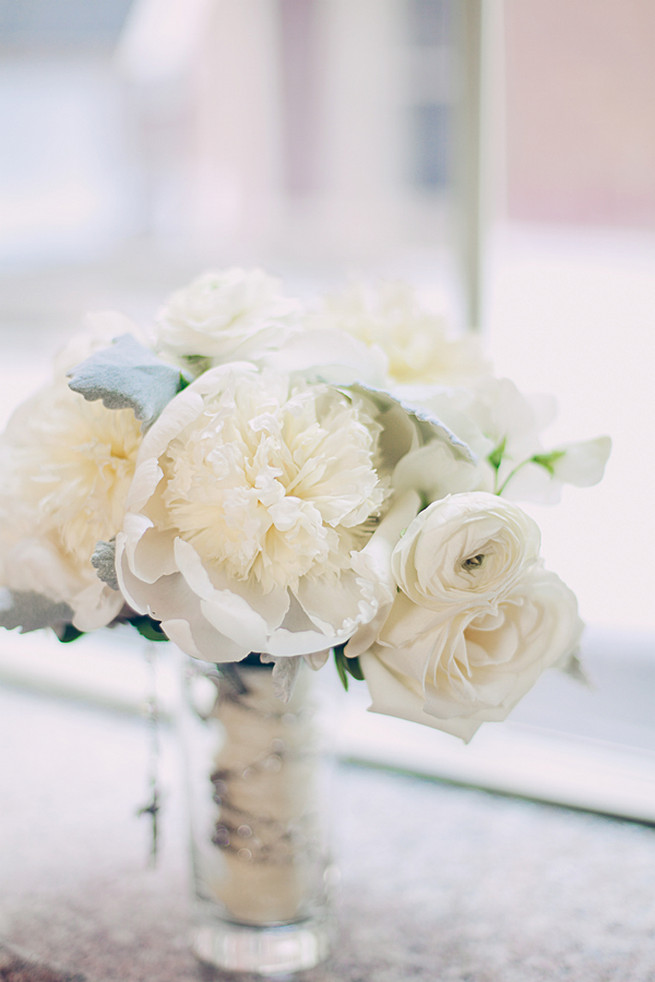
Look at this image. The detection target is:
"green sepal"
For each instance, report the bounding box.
[487,436,507,472]
[531,449,566,476]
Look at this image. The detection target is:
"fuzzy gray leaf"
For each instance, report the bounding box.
[0,589,74,633]
[67,334,185,429]
[346,382,476,463]
[91,539,119,591]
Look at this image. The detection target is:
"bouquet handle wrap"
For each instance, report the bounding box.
[178,654,336,975]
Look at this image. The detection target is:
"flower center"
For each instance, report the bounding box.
[462,553,486,571]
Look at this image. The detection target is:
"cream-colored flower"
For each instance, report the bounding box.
[116,364,418,662]
[0,380,142,629]
[54,310,147,374]
[307,280,489,385]
[390,492,541,616]
[500,435,613,503]
[399,377,611,504]
[360,565,583,741]
[154,268,299,365]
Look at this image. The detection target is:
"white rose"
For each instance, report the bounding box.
[391,492,542,616]
[360,565,583,741]
[0,380,142,630]
[115,364,421,663]
[154,268,299,364]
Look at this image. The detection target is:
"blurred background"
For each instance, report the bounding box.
[0,1,652,646]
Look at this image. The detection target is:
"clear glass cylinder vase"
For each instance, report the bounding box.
[178,654,336,975]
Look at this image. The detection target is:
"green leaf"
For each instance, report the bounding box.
[333,645,364,692]
[347,656,365,681]
[129,615,170,643]
[67,333,189,430]
[334,648,350,691]
[56,624,86,643]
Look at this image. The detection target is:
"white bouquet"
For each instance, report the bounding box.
[0,268,610,741]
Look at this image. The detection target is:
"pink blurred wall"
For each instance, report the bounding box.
[504,0,655,228]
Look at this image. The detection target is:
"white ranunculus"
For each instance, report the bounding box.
[154,268,300,365]
[360,564,583,741]
[0,380,142,630]
[115,364,422,663]
[306,280,490,386]
[390,492,542,616]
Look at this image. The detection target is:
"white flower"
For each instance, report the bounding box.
[307,280,490,386]
[54,310,147,374]
[359,565,583,742]
[116,364,421,663]
[400,377,556,479]
[501,435,612,503]
[0,380,142,629]
[259,326,389,389]
[347,491,580,740]
[389,492,542,616]
[154,268,299,365]
[400,377,610,504]
[391,441,491,501]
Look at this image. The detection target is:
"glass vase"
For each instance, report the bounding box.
[178,654,336,975]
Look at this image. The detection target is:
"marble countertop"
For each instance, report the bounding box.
[1,683,654,982]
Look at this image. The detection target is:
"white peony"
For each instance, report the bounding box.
[0,380,142,630]
[306,280,490,386]
[115,364,426,663]
[359,564,583,742]
[154,268,300,366]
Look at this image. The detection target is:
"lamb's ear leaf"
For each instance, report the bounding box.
[67,333,188,429]
[91,539,119,591]
[343,383,477,463]
[0,588,74,633]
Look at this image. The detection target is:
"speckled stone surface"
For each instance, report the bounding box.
[1,686,654,982]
